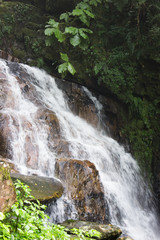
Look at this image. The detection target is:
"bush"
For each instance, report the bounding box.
[0,180,70,240]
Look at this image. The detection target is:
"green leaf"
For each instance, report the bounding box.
[94,63,103,75]
[79,29,88,39]
[58,63,68,73]
[60,53,69,62]
[89,0,98,6]
[68,63,76,75]
[81,28,93,34]
[15,209,19,216]
[48,19,59,28]
[77,2,90,10]
[54,29,65,42]
[0,212,5,220]
[72,8,83,16]
[89,0,101,6]
[45,28,55,36]
[70,34,81,46]
[65,27,78,35]
[79,14,89,26]
[84,10,95,18]
[60,13,69,22]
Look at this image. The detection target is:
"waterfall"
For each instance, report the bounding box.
[0,58,159,240]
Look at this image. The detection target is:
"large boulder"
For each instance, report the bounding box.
[61,220,122,240]
[0,162,16,212]
[11,173,64,202]
[55,158,107,223]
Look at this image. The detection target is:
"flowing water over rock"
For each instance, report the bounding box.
[0,59,159,240]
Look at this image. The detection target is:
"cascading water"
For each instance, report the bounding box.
[0,58,159,240]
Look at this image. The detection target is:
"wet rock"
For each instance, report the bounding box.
[117,237,134,240]
[0,162,16,212]
[0,113,12,159]
[61,220,122,240]
[55,158,107,223]
[25,135,39,169]
[36,108,61,138]
[0,156,17,173]
[0,64,16,158]
[55,78,126,142]
[11,172,64,202]
[56,79,101,128]
[0,50,19,63]
[36,108,72,158]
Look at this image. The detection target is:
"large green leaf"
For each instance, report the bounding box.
[84,10,95,18]
[68,63,76,75]
[58,63,68,73]
[79,29,88,39]
[0,212,5,220]
[60,13,69,22]
[77,2,90,10]
[70,34,81,46]
[72,8,83,16]
[48,19,59,28]
[79,14,89,26]
[54,29,65,43]
[65,27,78,35]
[60,53,69,62]
[81,28,93,34]
[44,28,55,36]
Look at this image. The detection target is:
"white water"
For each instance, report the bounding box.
[0,59,159,240]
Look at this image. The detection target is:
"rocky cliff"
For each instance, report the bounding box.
[0,0,159,212]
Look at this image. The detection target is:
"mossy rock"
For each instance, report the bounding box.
[11,173,64,202]
[0,162,16,213]
[0,163,11,181]
[61,220,122,240]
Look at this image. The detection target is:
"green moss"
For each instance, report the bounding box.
[12,48,26,60]
[22,27,37,38]
[0,166,11,181]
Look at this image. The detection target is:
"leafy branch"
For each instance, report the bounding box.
[45,0,102,76]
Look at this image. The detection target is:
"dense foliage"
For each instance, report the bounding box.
[0,180,101,240]
[0,180,70,240]
[45,0,160,180]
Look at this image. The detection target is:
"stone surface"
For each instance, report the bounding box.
[61,220,122,240]
[0,162,16,212]
[56,79,101,128]
[11,172,64,202]
[0,156,17,173]
[0,64,13,158]
[55,78,125,142]
[0,50,19,62]
[117,237,134,240]
[55,158,107,223]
